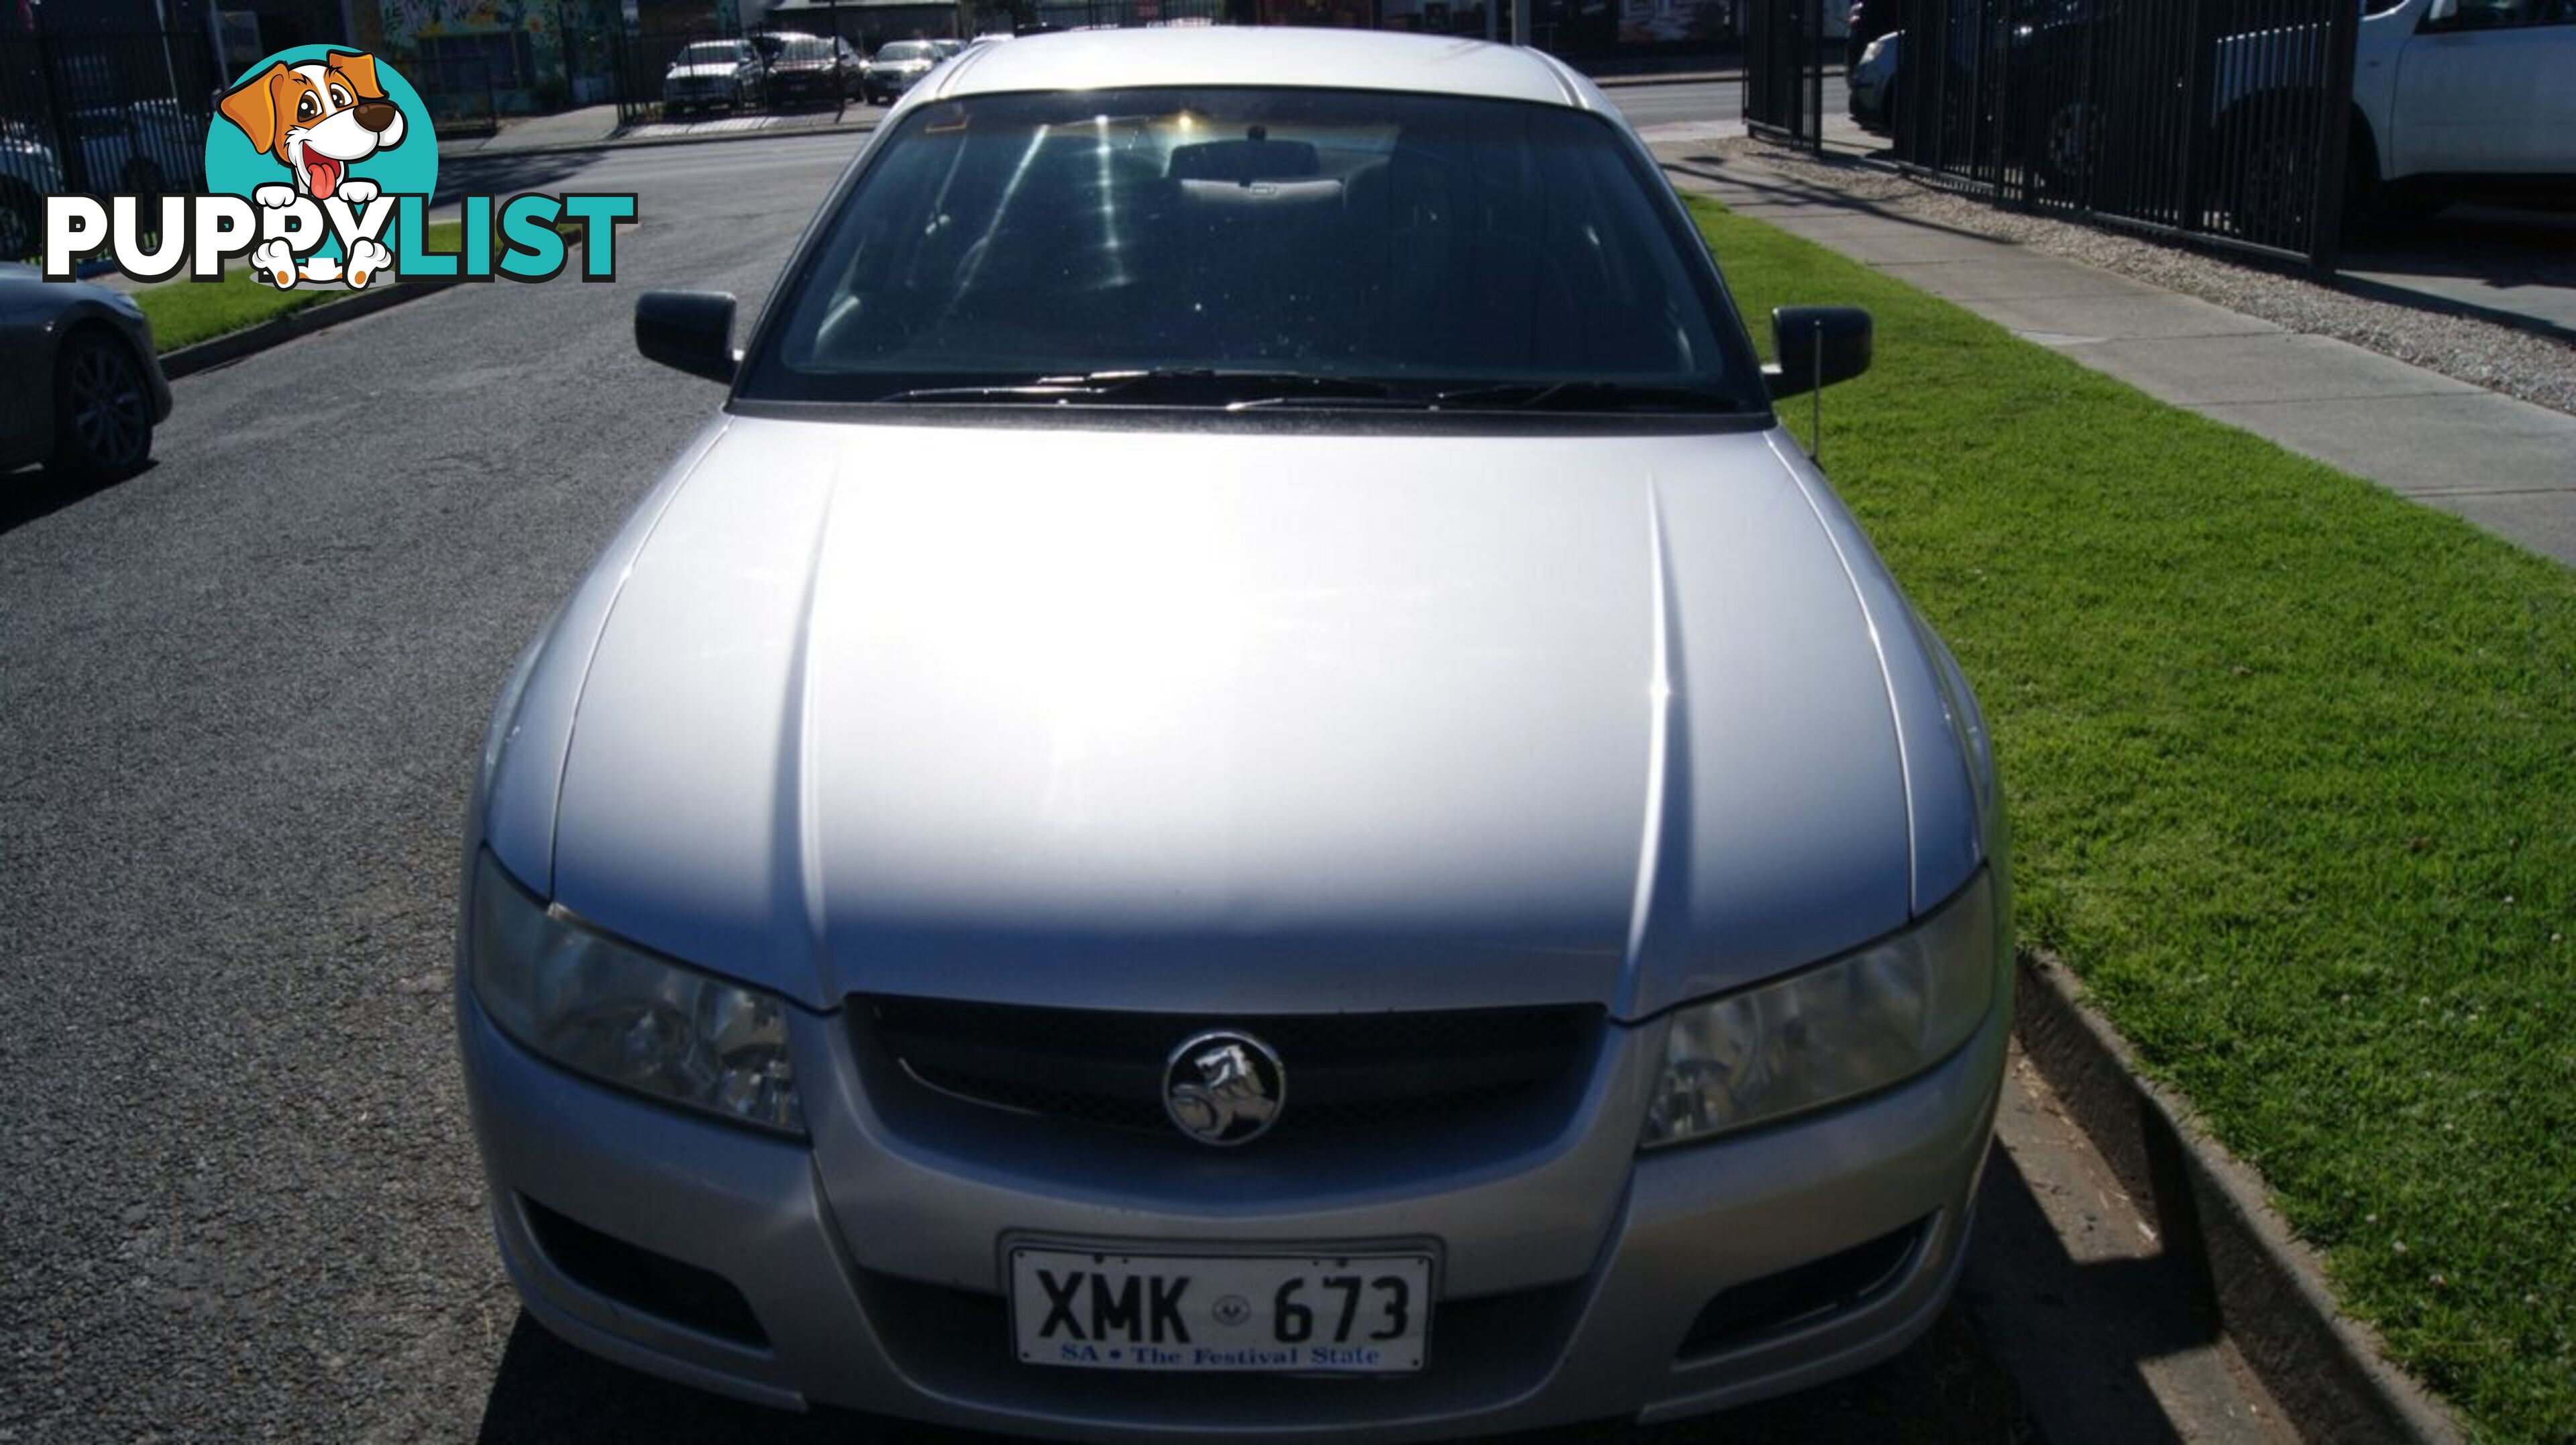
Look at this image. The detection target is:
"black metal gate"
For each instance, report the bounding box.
[1892,0,2357,268]
[0,29,219,260]
[1742,0,1826,149]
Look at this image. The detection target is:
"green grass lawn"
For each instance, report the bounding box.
[1686,195,2574,1440]
[136,218,580,353]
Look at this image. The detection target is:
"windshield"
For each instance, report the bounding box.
[680,42,742,64]
[743,87,1760,413]
[878,41,934,61]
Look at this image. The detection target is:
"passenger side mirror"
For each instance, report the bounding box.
[2425,0,2458,18]
[636,290,739,384]
[1765,306,1873,399]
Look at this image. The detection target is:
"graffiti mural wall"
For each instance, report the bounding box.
[376,0,640,114]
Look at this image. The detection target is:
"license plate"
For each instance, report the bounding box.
[1008,1245,1433,1373]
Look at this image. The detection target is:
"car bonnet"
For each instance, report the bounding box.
[496,417,1976,1019]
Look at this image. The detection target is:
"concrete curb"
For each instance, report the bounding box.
[2012,951,2465,1445]
[1587,67,1745,88]
[2334,270,2576,350]
[158,277,464,380]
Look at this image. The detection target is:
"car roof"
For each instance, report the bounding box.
[925,29,1597,111]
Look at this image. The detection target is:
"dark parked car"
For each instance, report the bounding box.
[1838,0,2129,191]
[765,36,861,106]
[0,264,172,480]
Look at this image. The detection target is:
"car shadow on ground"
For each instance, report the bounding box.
[1957,1142,2232,1445]
[1659,150,2009,251]
[0,461,154,539]
[477,1140,2257,1444]
[2337,202,2576,341]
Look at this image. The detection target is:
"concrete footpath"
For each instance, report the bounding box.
[1654,142,2576,568]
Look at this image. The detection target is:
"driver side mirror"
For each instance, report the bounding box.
[1765,306,1874,399]
[2423,0,2460,23]
[635,290,739,384]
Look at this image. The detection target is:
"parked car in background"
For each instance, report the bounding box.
[0,120,63,262]
[662,38,765,116]
[2199,0,2576,233]
[2342,0,2576,217]
[765,35,861,106]
[1844,0,1899,70]
[0,264,172,480]
[1848,28,1900,133]
[862,39,941,103]
[1874,0,2575,226]
[464,28,2011,1440]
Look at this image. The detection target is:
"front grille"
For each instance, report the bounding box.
[856,996,1600,1142]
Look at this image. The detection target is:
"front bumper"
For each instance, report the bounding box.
[1849,83,1888,129]
[460,971,2006,1438]
[1849,54,1897,131]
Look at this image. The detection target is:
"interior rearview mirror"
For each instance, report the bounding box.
[1766,306,1873,400]
[635,290,740,384]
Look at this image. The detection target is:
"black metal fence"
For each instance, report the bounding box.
[1741,0,1825,148]
[410,51,502,137]
[0,29,219,260]
[1890,0,2357,268]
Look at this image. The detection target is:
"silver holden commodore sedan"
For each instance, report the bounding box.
[458,27,2009,1438]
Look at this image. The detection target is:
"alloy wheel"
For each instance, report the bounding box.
[2235,136,2312,247]
[66,340,150,475]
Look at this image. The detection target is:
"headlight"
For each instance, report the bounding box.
[1862,34,1892,64]
[468,851,806,1135]
[1642,869,1998,1148]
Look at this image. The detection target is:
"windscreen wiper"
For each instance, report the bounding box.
[1426,381,1745,414]
[871,369,1404,409]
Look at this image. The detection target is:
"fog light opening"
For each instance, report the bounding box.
[521,1195,770,1348]
[1676,1216,1930,1360]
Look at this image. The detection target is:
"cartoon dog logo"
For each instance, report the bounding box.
[217,50,404,288]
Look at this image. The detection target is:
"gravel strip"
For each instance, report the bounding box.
[1711,137,2576,417]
